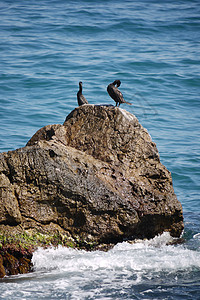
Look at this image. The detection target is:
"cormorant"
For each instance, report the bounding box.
[107,80,132,107]
[77,81,89,106]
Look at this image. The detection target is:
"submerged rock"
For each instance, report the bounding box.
[0,105,184,274]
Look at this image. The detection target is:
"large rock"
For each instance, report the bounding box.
[0,105,184,250]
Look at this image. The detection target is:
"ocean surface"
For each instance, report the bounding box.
[0,0,200,298]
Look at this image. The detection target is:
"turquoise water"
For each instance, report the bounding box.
[0,0,200,298]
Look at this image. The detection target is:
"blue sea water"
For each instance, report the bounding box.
[0,0,200,298]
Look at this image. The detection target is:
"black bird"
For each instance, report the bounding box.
[107,80,132,107]
[77,81,89,106]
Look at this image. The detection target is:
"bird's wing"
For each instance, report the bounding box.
[114,87,125,102]
[108,86,120,100]
[80,94,88,104]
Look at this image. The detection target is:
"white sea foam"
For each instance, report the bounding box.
[194,232,200,239]
[21,232,199,299]
[32,232,200,277]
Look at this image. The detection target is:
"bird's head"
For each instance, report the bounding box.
[113,80,121,87]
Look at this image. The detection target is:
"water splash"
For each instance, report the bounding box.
[18,232,198,299]
[32,232,200,277]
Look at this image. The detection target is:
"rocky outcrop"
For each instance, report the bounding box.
[0,105,184,262]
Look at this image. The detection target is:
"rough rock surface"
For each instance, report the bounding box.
[0,105,184,255]
[0,248,33,278]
